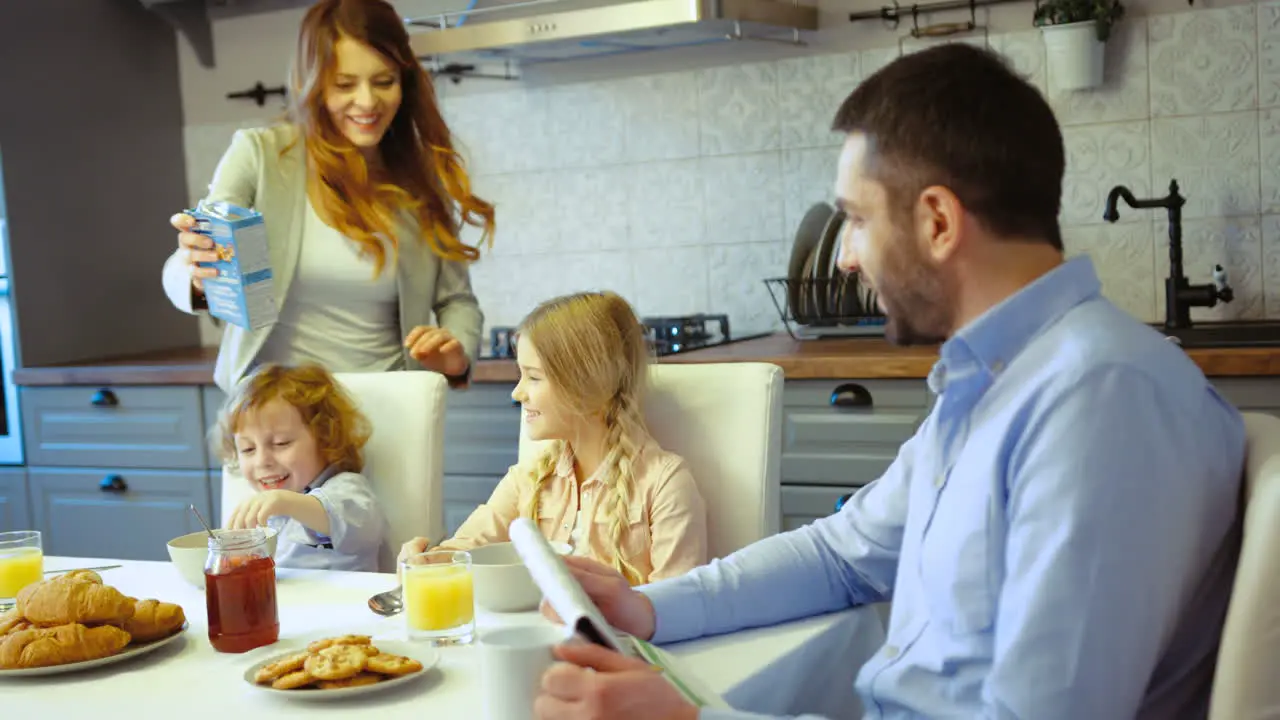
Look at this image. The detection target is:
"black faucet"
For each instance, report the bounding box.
[1102,179,1233,330]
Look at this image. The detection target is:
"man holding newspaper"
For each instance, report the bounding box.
[533,44,1245,720]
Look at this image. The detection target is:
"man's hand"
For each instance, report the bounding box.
[539,556,657,641]
[535,642,698,720]
[227,490,297,530]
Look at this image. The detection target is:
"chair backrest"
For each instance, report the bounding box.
[519,362,783,561]
[1209,411,1280,720]
[220,370,448,573]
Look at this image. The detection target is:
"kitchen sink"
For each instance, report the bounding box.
[1152,321,1280,348]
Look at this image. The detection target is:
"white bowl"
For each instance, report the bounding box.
[166,527,279,589]
[469,541,570,613]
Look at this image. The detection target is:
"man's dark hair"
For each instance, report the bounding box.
[832,43,1065,250]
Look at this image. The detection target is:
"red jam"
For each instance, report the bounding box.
[206,553,279,653]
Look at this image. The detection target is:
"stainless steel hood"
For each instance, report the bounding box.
[405,0,819,65]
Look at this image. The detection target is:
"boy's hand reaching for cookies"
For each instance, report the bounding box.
[228,490,299,530]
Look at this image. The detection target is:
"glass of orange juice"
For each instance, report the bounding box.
[400,550,474,646]
[0,531,43,610]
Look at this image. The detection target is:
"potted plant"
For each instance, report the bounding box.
[1033,0,1125,91]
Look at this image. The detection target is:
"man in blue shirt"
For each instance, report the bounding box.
[532,44,1246,720]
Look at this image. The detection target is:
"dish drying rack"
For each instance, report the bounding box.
[763,275,887,340]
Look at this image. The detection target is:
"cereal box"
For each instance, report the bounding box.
[190,201,278,330]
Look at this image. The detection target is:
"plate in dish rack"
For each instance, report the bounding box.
[243,640,440,701]
[0,622,189,677]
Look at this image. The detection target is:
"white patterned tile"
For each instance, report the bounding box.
[1262,214,1280,317]
[618,72,701,163]
[458,89,553,175]
[860,48,900,80]
[1148,6,1257,117]
[625,160,704,248]
[1262,2,1280,107]
[1154,216,1264,321]
[470,254,534,336]
[1047,20,1148,126]
[1151,112,1260,219]
[696,62,781,156]
[701,152,785,245]
[1263,109,1280,214]
[781,147,841,240]
[547,81,626,169]
[994,30,1049,99]
[561,251,637,301]
[776,52,860,150]
[553,167,628,253]
[707,242,790,335]
[482,173,560,256]
[1061,121,1151,226]
[1063,222,1157,322]
[628,246,710,316]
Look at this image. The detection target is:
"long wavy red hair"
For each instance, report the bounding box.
[288,0,494,274]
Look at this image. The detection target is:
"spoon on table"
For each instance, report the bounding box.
[368,586,403,617]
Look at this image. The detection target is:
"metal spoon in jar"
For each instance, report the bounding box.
[368,586,403,617]
[189,504,221,547]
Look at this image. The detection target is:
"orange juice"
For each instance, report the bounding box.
[404,564,474,631]
[0,547,43,598]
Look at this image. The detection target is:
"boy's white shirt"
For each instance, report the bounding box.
[266,464,387,573]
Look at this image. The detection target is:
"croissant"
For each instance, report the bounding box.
[51,569,103,586]
[0,623,131,669]
[122,599,185,642]
[0,609,30,636]
[16,577,134,627]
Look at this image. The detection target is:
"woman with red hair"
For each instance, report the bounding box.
[162,0,495,392]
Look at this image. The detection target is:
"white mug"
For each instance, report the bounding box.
[479,625,570,720]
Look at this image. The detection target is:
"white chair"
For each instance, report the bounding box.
[519,362,784,561]
[1209,411,1280,719]
[220,371,448,573]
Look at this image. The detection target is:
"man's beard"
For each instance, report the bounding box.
[871,231,952,347]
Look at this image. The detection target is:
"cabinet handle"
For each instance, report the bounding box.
[90,389,118,408]
[98,475,127,493]
[829,383,873,408]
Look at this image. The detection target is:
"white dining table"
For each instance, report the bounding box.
[3,557,886,719]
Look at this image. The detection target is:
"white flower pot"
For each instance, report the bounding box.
[1041,20,1106,91]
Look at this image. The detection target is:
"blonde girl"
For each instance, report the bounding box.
[219,363,387,572]
[399,292,708,585]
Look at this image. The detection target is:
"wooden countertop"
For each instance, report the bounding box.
[13,333,1280,387]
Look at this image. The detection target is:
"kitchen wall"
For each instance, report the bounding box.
[179,0,1279,350]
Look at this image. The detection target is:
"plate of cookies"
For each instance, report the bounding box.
[0,570,189,676]
[245,634,437,700]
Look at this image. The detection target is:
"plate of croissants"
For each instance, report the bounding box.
[0,569,188,676]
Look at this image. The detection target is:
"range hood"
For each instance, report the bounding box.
[405,0,819,65]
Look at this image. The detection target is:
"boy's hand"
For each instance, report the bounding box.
[227,490,297,530]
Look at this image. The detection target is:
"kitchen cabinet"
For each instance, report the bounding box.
[779,379,932,530]
[1212,379,1280,416]
[20,386,219,561]
[0,467,30,532]
[442,384,520,538]
[35,372,1280,556]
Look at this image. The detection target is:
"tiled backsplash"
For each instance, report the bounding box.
[182,3,1280,349]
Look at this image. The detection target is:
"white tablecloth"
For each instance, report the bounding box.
[3,558,885,719]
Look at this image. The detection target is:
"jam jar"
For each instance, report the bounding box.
[204,528,279,653]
